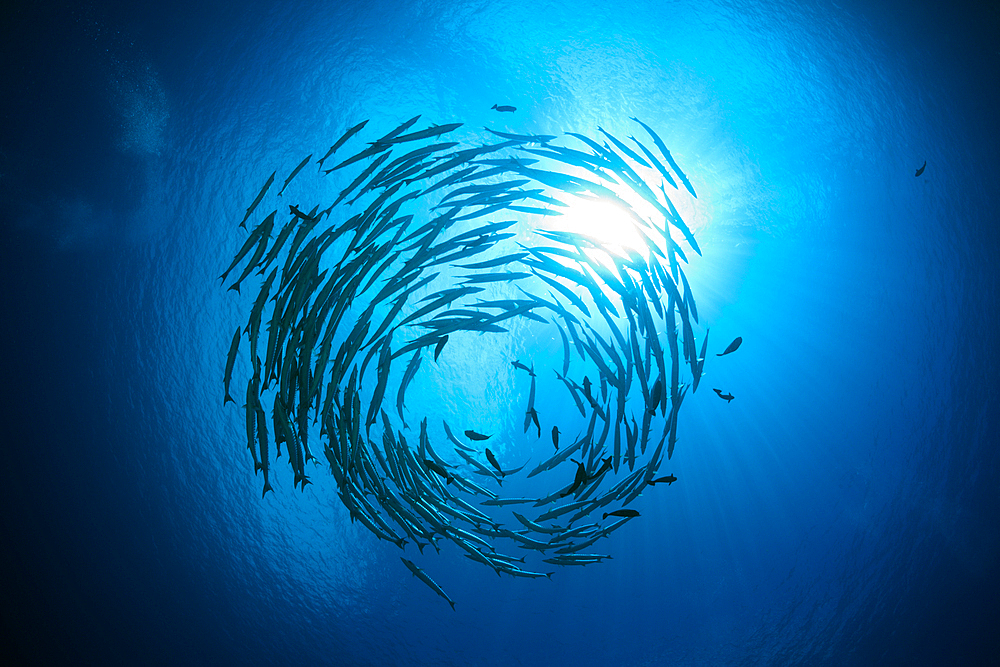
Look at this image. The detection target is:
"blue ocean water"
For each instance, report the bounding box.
[2,0,997,665]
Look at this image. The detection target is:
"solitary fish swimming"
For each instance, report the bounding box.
[603,509,640,520]
[491,104,516,113]
[400,557,456,610]
[465,429,492,441]
[648,474,677,486]
[717,337,742,356]
[915,161,926,177]
[713,388,734,403]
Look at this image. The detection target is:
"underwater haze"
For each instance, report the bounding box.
[2,0,998,665]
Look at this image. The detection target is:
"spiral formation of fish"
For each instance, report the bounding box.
[221,116,707,607]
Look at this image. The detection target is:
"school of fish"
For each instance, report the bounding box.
[221,115,727,607]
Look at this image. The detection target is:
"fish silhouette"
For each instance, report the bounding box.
[717,337,742,356]
[713,388,734,403]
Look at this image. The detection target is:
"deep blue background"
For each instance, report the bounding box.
[2,1,998,665]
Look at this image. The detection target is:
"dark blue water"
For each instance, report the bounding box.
[3,1,997,665]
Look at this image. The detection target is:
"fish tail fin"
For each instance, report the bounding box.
[491,104,497,109]
[545,572,553,579]
[449,601,456,610]
[262,482,273,498]
[224,393,234,406]
[228,282,241,294]
[602,512,609,520]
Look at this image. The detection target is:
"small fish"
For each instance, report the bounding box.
[915,161,926,177]
[713,388,734,403]
[602,509,640,520]
[465,430,492,441]
[223,326,241,405]
[433,335,448,362]
[559,460,589,497]
[511,359,536,376]
[239,171,275,229]
[551,426,560,450]
[526,407,541,438]
[593,456,613,480]
[582,375,594,405]
[277,154,314,197]
[648,378,663,416]
[491,104,517,113]
[316,119,369,170]
[485,448,505,477]
[648,474,677,486]
[288,204,317,221]
[400,557,456,610]
[423,459,452,485]
[717,337,742,356]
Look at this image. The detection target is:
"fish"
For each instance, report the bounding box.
[374,115,422,144]
[277,154,314,197]
[433,336,448,362]
[511,359,536,376]
[582,376,594,406]
[648,378,663,416]
[223,326,241,405]
[400,557,456,610]
[648,474,677,486]
[423,459,453,485]
[713,388,734,403]
[317,119,369,169]
[239,171,275,229]
[630,117,697,199]
[396,350,422,425]
[485,448,505,477]
[597,125,651,169]
[288,204,317,221]
[602,509,640,520]
[717,337,742,356]
[526,407,541,438]
[256,400,272,497]
[465,430,492,441]
[592,456,613,482]
[559,460,589,497]
[221,210,276,283]
[382,122,464,146]
[484,128,557,144]
[691,328,709,394]
[551,426,560,450]
[915,161,926,177]
[491,104,517,113]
